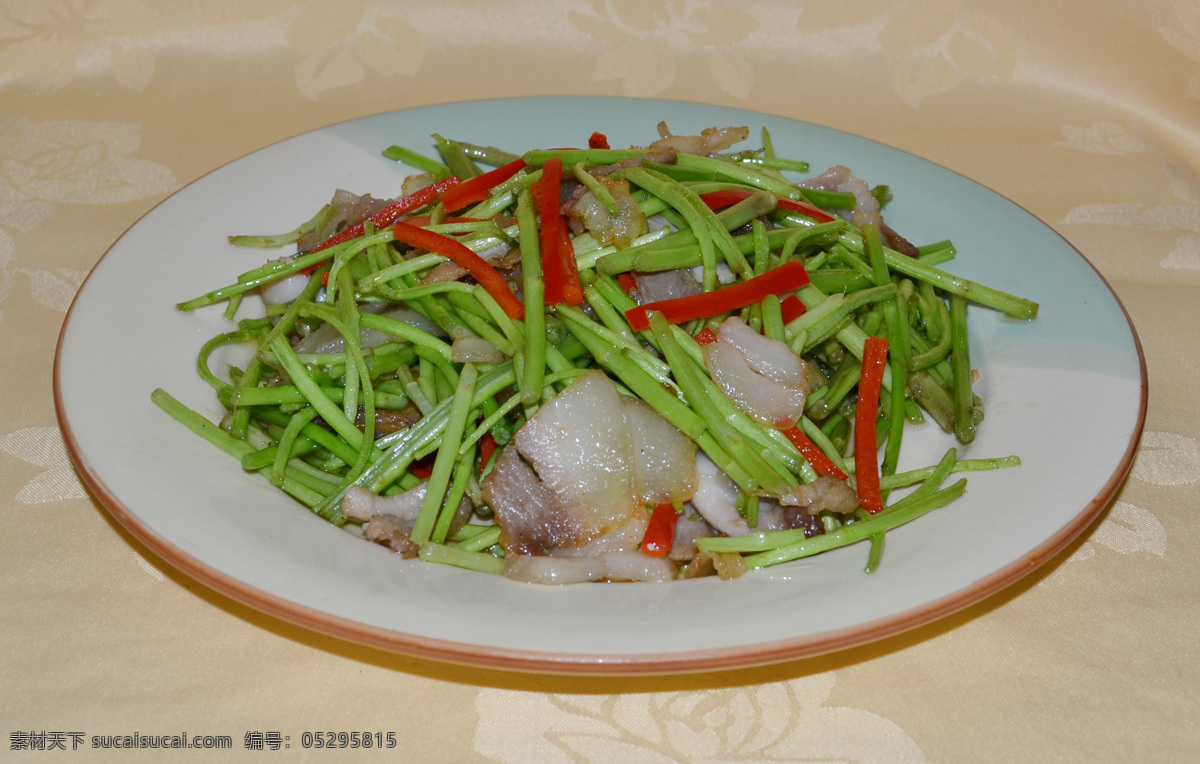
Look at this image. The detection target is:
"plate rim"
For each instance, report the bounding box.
[52,95,1149,675]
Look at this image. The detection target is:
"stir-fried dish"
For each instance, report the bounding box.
[154,123,1038,583]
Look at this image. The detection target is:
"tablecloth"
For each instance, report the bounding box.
[4,0,1197,761]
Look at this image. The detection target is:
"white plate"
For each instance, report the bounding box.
[54,97,1145,674]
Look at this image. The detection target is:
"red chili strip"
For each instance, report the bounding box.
[698,189,757,211]
[479,432,498,473]
[854,336,889,513]
[390,221,524,319]
[781,426,848,480]
[698,188,836,224]
[531,157,584,305]
[640,503,679,557]
[310,176,460,255]
[624,260,811,332]
[439,158,526,213]
[588,132,610,150]
[408,454,436,480]
[616,272,638,295]
[776,197,838,223]
[693,327,718,346]
[780,294,806,324]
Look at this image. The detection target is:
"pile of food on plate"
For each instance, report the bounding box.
[154,122,1036,584]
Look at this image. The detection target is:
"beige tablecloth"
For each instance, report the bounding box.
[4,1,1197,761]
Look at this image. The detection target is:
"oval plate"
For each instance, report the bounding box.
[54,97,1146,674]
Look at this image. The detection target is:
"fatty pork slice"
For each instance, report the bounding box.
[623,395,698,506]
[504,552,677,584]
[703,316,809,428]
[514,370,636,532]
[481,447,578,556]
[800,166,919,255]
[483,370,697,562]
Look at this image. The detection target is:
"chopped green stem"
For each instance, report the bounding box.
[806,356,862,421]
[453,525,502,553]
[882,448,958,513]
[879,454,1019,490]
[197,329,260,393]
[270,335,365,451]
[517,188,546,405]
[151,389,326,508]
[178,229,394,311]
[907,370,957,434]
[733,156,810,174]
[800,416,853,478]
[832,233,1039,319]
[672,153,806,201]
[241,432,319,471]
[713,479,965,564]
[584,283,639,346]
[911,282,952,370]
[434,134,482,180]
[456,142,522,167]
[252,407,362,466]
[432,440,477,544]
[271,407,318,488]
[619,166,751,286]
[573,162,621,213]
[381,145,451,177]
[231,385,346,407]
[523,148,644,168]
[862,224,890,287]
[793,283,896,354]
[360,253,445,290]
[949,294,976,444]
[411,363,478,544]
[358,312,454,361]
[864,532,885,573]
[557,306,708,438]
[797,284,893,392]
[418,542,505,575]
[229,204,336,248]
[881,294,911,484]
[360,363,516,491]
